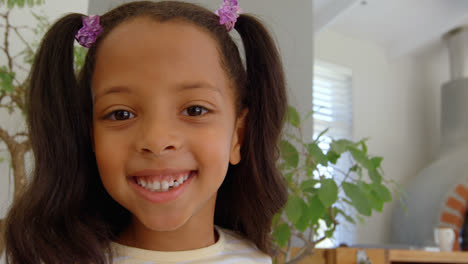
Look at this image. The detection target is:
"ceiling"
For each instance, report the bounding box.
[314,0,468,58]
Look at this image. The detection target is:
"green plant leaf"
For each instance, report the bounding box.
[368,168,382,184]
[369,190,384,212]
[0,67,15,92]
[357,182,383,212]
[372,183,392,202]
[307,195,326,225]
[330,139,356,154]
[6,0,41,8]
[272,212,281,227]
[280,140,299,168]
[318,179,338,208]
[360,140,368,154]
[371,157,383,168]
[322,210,334,227]
[300,179,319,194]
[335,208,355,224]
[287,106,301,128]
[73,46,87,72]
[307,143,328,166]
[342,182,372,216]
[283,171,294,182]
[325,229,334,238]
[349,164,359,172]
[273,223,291,248]
[285,195,307,224]
[326,150,340,165]
[314,128,329,142]
[302,109,314,123]
[294,205,316,232]
[349,148,373,170]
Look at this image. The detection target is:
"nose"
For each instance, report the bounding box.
[135,115,182,157]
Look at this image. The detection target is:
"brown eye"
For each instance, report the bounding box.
[106,110,135,121]
[183,105,209,116]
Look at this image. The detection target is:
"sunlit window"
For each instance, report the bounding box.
[313,60,353,247]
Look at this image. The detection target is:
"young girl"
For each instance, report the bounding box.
[4,1,287,263]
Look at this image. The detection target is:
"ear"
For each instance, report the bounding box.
[229,108,248,165]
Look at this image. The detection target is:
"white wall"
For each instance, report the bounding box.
[315,29,435,245]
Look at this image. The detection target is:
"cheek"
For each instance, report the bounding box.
[93,127,129,181]
[190,124,233,172]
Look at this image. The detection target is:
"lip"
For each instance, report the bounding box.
[128,170,196,204]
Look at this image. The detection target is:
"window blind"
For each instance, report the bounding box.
[313,60,353,140]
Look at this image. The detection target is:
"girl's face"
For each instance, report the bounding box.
[91,17,245,243]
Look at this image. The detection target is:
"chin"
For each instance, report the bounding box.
[138,211,192,232]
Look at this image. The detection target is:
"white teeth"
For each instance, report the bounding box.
[138,179,146,187]
[136,171,194,192]
[177,176,184,184]
[146,181,152,189]
[153,181,160,190]
[161,181,169,191]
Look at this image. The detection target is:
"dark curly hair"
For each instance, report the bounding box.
[4,1,288,263]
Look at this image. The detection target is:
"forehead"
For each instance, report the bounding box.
[92,17,230,95]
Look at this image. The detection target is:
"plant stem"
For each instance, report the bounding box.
[12,26,33,53]
[286,241,315,264]
[1,10,13,71]
[285,237,292,262]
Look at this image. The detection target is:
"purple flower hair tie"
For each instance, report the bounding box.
[216,0,242,31]
[75,15,103,48]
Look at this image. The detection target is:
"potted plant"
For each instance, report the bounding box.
[272,106,400,263]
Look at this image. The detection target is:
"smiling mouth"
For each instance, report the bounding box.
[132,171,196,193]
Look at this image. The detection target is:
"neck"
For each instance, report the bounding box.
[117,204,218,251]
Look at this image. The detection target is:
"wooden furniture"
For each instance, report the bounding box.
[288,248,468,264]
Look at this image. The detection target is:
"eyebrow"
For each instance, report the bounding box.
[176,81,222,95]
[94,81,221,102]
[94,86,132,102]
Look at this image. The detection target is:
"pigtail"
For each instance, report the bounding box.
[5,14,113,264]
[215,14,288,255]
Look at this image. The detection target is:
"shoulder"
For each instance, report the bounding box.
[216,226,273,264]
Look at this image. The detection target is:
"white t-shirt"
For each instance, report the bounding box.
[111,226,272,264]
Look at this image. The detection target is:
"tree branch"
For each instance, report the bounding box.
[20,138,31,152]
[11,25,33,30]
[12,26,33,53]
[286,242,315,264]
[285,235,292,262]
[0,126,14,150]
[13,61,29,73]
[2,10,13,71]
[9,93,25,112]
[14,132,28,138]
